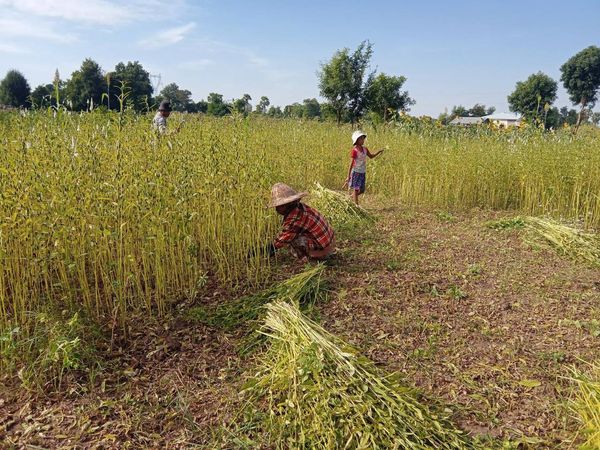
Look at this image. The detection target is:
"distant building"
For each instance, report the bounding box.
[449,116,483,126]
[449,112,522,127]
[481,112,522,127]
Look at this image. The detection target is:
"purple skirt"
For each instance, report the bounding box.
[350,170,366,194]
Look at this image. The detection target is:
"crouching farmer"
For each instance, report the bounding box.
[268,183,335,261]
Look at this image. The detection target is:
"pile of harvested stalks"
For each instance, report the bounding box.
[570,362,600,449]
[189,264,326,330]
[523,217,600,266]
[309,182,374,226]
[240,301,480,449]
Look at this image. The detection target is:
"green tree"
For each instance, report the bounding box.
[255,96,270,114]
[30,84,53,109]
[366,73,414,121]
[0,70,31,108]
[468,104,495,116]
[450,105,468,118]
[207,92,230,116]
[303,98,321,119]
[507,72,557,122]
[445,104,495,123]
[438,108,451,125]
[283,102,304,118]
[558,106,579,126]
[544,107,559,129]
[320,102,341,122]
[560,46,600,131]
[318,40,374,124]
[110,61,153,111]
[267,105,282,118]
[233,93,252,114]
[591,111,600,126]
[196,100,208,113]
[65,58,104,111]
[158,83,194,112]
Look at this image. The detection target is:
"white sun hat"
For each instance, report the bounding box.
[268,183,308,207]
[352,130,367,145]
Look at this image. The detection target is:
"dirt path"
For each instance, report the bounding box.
[2,200,599,448]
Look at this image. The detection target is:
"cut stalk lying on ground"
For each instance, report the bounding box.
[188,264,327,330]
[239,301,481,449]
[309,181,374,226]
[523,217,600,266]
[569,361,600,449]
[488,216,600,266]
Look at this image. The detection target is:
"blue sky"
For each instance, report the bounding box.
[0,0,599,116]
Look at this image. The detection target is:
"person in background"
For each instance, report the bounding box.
[265,183,335,262]
[343,130,384,205]
[152,100,171,134]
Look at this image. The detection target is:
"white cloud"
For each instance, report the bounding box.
[139,22,196,49]
[190,39,293,82]
[0,0,188,26]
[0,0,130,25]
[0,16,77,43]
[0,42,26,53]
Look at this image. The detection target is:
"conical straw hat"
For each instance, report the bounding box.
[269,183,307,207]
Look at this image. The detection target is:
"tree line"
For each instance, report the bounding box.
[0,41,414,123]
[0,43,599,128]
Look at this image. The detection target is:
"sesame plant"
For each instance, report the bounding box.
[0,110,599,379]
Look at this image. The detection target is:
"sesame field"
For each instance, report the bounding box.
[1,111,600,449]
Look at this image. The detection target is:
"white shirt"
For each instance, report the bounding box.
[152,112,167,133]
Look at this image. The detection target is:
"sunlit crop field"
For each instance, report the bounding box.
[1,111,599,336]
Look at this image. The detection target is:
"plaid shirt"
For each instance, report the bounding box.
[274,203,334,250]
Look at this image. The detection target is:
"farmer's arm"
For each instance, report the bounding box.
[367,147,384,158]
[273,212,302,249]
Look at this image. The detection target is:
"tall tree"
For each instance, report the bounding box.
[255,96,270,114]
[233,93,252,114]
[0,70,31,108]
[507,72,557,121]
[366,73,414,121]
[318,40,374,124]
[110,61,153,111]
[65,58,104,111]
[560,46,600,131]
[158,83,194,112]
